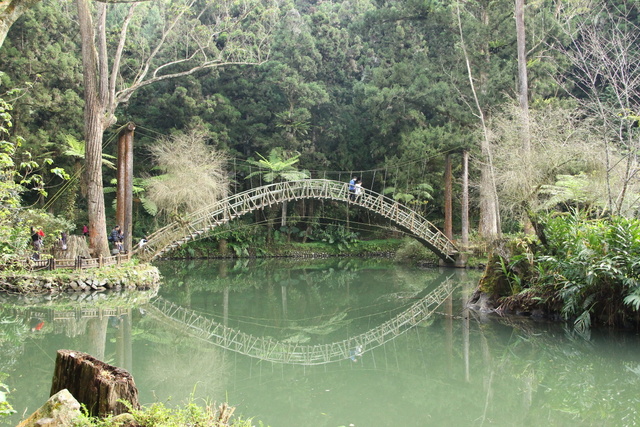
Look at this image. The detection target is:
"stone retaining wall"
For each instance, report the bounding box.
[0,264,161,294]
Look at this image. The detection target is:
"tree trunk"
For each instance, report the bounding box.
[455,1,501,239]
[50,349,140,418]
[516,0,535,235]
[515,0,530,153]
[461,150,469,246]
[479,165,500,237]
[77,0,109,257]
[116,123,135,252]
[444,153,453,239]
[302,199,315,243]
[52,235,90,259]
[281,200,287,227]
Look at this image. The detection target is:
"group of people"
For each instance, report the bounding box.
[28,223,142,257]
[29,227,67,259]
[348,175,364,201]
[109,225,125,253]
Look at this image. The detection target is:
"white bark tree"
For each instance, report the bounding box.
[75,0,282,255]
[454,1,501,238]
[554,1,640,216]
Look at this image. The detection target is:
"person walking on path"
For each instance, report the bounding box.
[59,232,68,251]
[30,226,42,259]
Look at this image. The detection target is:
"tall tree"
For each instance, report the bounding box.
[74,0,282,256]
[454,0,501,237]
[515,0,530,153]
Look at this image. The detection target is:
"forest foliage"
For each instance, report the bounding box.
[1,0,640,326]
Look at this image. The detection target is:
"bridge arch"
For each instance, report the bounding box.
[135,179,458,262]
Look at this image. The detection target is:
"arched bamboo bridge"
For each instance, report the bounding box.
[146,278,456,365]
[135,179,458,262]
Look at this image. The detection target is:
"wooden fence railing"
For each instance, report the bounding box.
[20,253,131,272]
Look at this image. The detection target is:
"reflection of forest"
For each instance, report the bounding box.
[157,259,450,338]
[145,263,465,365]
[0,288,158,375]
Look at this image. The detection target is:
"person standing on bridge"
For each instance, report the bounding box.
[349,175,358,201]
[354,179,364,201]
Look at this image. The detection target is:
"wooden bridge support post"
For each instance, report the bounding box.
[444,153,453,240]
[116,123,135,253]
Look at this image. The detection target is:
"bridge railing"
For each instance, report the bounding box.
[136,180,457,262]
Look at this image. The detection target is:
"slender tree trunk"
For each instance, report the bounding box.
[117,123,135,252]
[461,150,469,246]
[455,2,500,238]
[281,200,287,227]
[302,199,314,243]
[516,0,530,153]
[516,0,535,234]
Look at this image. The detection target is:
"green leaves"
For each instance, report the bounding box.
[536,211,640,329]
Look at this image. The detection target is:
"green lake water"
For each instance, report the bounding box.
[1,258,640,426]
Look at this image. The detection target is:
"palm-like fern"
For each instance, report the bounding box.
[245,149,309,226]
[245,149,310,183]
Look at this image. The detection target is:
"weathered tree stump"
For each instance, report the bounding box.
[52,235,91,260]
[50,349,140,417]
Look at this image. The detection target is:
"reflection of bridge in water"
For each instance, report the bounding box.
[136,179,459,263]
[147,278,457,365]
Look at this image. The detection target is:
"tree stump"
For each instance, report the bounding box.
[52,235,91,260]
[50,349,140,417]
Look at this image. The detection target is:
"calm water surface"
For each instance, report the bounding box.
[1,258,640,426]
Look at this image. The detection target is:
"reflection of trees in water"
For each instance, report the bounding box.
[462,314,640,425]
[157,259,445,334]
[156,258,437,294]
[0,315,28,373]
[136,325,229,401]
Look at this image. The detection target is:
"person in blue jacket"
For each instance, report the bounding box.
[348,175,358,201]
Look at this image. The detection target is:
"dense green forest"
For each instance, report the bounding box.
[2,0,640,328]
